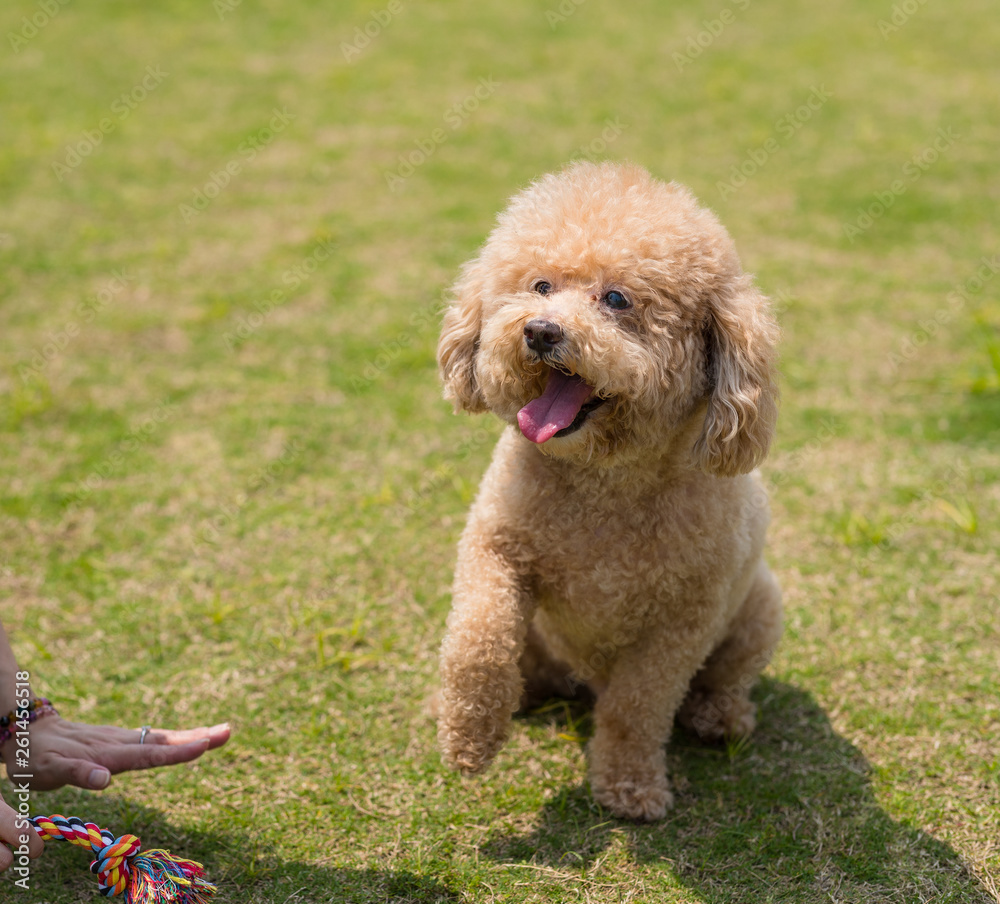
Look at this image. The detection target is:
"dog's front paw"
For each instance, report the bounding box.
[591,774,673,821]
[437,704,511,776]
[440,732,499,775]
[678,689,757,742]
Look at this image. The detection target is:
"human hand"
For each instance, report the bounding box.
[1,716,230,792]
[0,789,43,873]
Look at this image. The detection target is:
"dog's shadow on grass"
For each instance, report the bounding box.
[16,793,460,904]
[484,679,992,902]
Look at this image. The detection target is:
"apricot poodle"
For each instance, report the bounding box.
[435,161,783,821]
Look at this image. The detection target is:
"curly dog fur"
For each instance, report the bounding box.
[435,162,783,821]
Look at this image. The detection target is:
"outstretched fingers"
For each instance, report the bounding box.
[37,739,215,792]
[19,718,233,791]
[100,736,215,773]
[134,723,231,750]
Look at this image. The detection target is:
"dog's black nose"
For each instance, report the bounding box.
[524,319,563,353]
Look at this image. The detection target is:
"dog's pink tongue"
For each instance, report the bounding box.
[517,371,594,444]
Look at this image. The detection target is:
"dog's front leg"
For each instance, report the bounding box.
[437,537,535,775]
[588,628,713,821]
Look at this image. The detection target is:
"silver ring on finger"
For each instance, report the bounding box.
[139,725,152,745]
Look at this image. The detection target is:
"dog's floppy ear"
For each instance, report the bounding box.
[692,276,779,477]
[438,257,489,413]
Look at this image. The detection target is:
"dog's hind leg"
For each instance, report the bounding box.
[677,560,783,741]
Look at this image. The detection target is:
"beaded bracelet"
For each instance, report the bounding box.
[0,696,58,748]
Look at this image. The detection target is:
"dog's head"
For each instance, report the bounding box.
[438,162,778,475]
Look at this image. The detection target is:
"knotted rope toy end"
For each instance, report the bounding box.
[31,815,216,903]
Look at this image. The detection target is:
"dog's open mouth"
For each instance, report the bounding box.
[517,368,607,444]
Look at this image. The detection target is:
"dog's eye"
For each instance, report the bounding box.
[533,281,552,296]
[602,290,631,310]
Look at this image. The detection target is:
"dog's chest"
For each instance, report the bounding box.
[522,481,719,615]
[476,438,762,646]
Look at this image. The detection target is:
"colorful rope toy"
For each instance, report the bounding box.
[30,815,216,903]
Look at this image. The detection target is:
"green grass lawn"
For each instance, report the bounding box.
[2,0,998,901]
